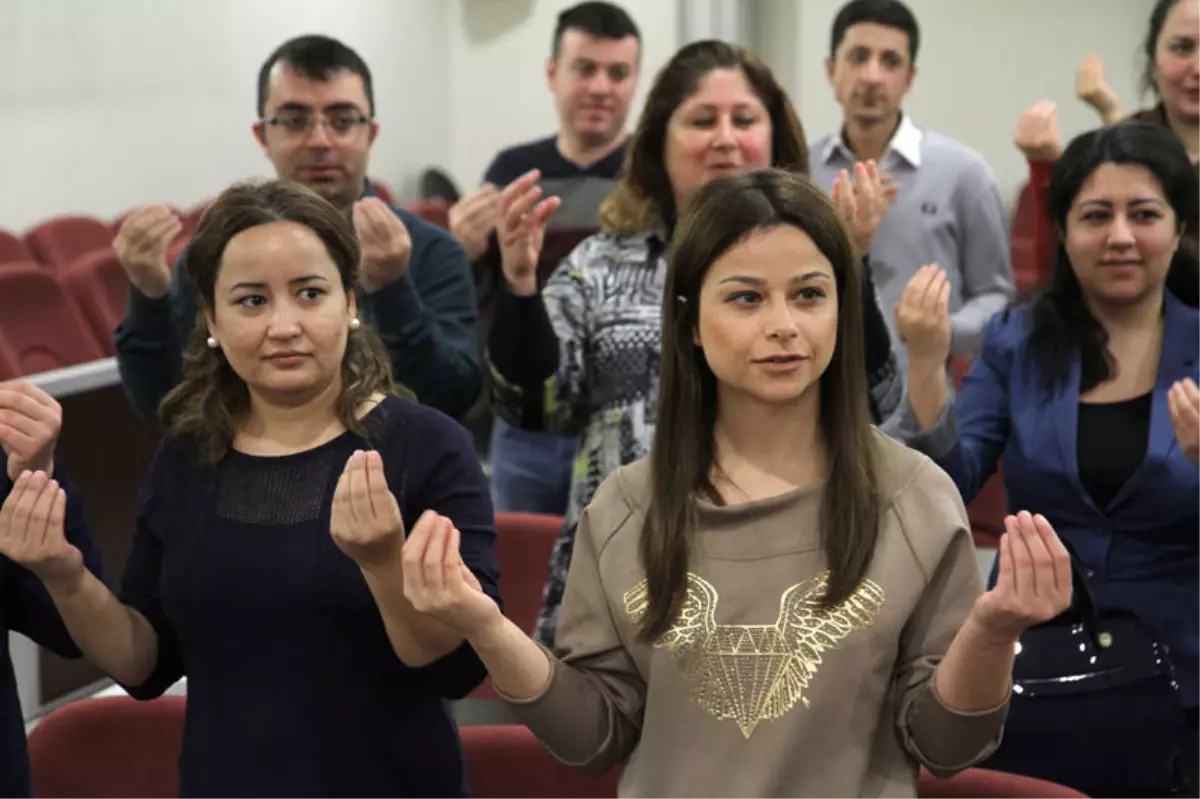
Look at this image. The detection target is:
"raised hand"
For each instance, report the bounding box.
[1076,52,1123,122]
[0,381,62,481]
[1013,100,1062,163]
[354,197,413,292]
[895,264,952,368]
[449,185,502,262]
[330,450,405,571]
[832,160,894,256]
[967,511,1073,645]
[497,169,561,297]
[0,471,83,588]
[113,205,183,299]
[1169,378,1200,465]
[401,510,500,639]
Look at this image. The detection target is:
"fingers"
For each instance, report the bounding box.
[503,183,546,233]
[346,451,371,528]
[1004,513,1036,599]
[1014,510,1055,598]
[331,456,354,536]
[457,185,501,224]
[1032,513,1072,598]
[529,196,562,228]
[120,206,180,250]
[28,477,61,551]
[422,515,451,595]
[402,510,439,593]
[364,450,389,520]
[1169,379,1200,456]
[9,472,52,547]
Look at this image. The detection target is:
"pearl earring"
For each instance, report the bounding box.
[349,317,362,331]
[206,336,219,349]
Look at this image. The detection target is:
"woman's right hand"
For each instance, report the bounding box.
[0,471,84,590]
[896,265,952,369]
[1076,52,1123,123]
[1013,100,1062,163]
[498,169,561,297]
[402,511,502,641]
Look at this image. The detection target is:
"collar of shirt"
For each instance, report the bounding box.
[821,113,923,170]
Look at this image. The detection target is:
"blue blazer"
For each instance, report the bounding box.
[910,291,1199,707]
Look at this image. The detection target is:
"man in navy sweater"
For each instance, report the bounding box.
[0,382,105,797]
[448,2,641,515]
[113,35,480,422]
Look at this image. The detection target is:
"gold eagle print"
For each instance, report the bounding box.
[624,572,885,738]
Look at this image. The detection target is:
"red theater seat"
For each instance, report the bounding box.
[0,263,105,376]
[28,695,185,798]
[25,215,114,272]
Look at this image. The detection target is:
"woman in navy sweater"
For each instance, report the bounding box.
[0,382,106,798]
[0,181,501,797]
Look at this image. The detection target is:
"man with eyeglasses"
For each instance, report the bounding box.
[112,35,480,422]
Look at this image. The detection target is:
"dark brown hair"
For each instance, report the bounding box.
[159,179,398,463]
[600,40,809,234]
[638,167,879,641]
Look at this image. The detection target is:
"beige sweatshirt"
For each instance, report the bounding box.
[502,431,1008,797]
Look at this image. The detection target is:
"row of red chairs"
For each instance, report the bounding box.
[0,185,441,382]
[0,181,402,271]
[27,694,1084,797]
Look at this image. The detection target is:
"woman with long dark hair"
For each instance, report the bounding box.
[902,122,1199,796]
[401,168,1071,798]
[486,40,903,649]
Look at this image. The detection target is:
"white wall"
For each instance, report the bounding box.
[763,0,1157,210]
[1,0,452,231]
[446,0,681,191]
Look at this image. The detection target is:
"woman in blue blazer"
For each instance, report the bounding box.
[900,122,1198,796]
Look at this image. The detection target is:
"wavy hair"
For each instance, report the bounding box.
[159,179,400,463]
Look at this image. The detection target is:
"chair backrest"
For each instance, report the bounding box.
[0,230,33,265]
[370,180,397,206]
[493,512,564,636]
[1010,180,1044,294]
[407,199,450,230]
[459,724,619,799]
[0,262,105,376]
[469,512,565,699]
[918,766,1086,798]
[59,248,129,356]
[24,215,114,271]
[28,695,185,798]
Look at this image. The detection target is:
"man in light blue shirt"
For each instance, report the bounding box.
[808,0,1014,371]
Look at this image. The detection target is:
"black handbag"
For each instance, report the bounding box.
[982,550,1195,797]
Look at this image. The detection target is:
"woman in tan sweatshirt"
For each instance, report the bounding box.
[400,169,1073,797]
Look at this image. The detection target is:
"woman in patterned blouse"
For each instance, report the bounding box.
[486,40,904,647]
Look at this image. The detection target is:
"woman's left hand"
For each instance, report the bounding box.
[1168,378,1200,465]
[330,450,406,572]
[402,511,501,639]
[832,160,896,256]
[967,511,1073,645]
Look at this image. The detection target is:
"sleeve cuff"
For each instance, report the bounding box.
[363,274,425,331]
[905,391,959,460]
[125,285,175,329]
[906,677,1010,776]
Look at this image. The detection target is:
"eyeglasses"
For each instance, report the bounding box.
[260,108,373,138]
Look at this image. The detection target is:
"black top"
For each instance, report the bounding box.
[107,396,500,797]
[1077,391,1154,511]
[0,469,106,798]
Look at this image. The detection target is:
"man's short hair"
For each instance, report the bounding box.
[551,2,640,61]
[257,35,375,117]
[829,0,920,65]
